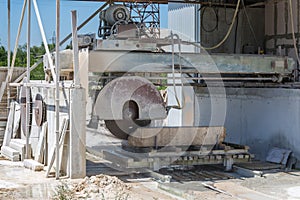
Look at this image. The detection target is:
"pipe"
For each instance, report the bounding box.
[32,0,56,82]
[170,31,182,109]
[55,0,60,180]
[7,0,10,110]
[71,10,80,86]
[26,0,31,159]
[288,0,300,66]
[9,0,27,81]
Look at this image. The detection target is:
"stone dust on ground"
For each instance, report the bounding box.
[55,174,179,200]
[0,160,179,200]
[71,174,131,199]
[2,148,300,200]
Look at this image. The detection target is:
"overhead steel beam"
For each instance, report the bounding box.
[65,0,265,6]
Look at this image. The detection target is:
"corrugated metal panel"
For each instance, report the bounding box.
[168,3,195,11]
[168,4,196,41]
[166,4,200,126]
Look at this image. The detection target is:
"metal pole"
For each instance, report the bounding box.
[7,0,10,111]
[0,0,27,104]
[55,0,60,180]
[26,0,31,159]
[71,10,80,86]
[12,2,107,86]
[32,0,56,82]
[9,0,27,81]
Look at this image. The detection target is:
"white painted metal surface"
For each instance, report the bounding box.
[195,87,300,166]
[168,4,197,42]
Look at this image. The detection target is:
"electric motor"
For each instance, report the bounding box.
[100,5,130,26]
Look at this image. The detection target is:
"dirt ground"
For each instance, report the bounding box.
[1,154,300,200]
[0,156,181,200]
[1,126,300,199]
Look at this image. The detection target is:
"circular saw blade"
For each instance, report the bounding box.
[105,120,133,140]
[104,119,151,140]
[19,85,32,138]
[34,94,46,127]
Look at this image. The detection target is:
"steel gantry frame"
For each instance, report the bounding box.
[123,2,160,38]
[3,0,273,180]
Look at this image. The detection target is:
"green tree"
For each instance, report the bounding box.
[0,41,61,80]
[30,43,55,80]
[14,44,27,67]
[0,45,8,66]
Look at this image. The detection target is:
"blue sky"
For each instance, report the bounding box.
[0,0,168,48]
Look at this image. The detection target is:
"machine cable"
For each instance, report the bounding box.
[288,0,300,67]
[201,0,241,50]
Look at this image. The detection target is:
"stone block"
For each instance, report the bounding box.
[24,159,44,171]
[1,145,20,161]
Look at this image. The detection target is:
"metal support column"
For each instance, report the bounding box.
[26,0,31,159]
[55,0,60,180]
[7,0,10,111]
[0,0,27,105]
[69,10,86,179]
[32,0,56,82]
[71,10,80,86]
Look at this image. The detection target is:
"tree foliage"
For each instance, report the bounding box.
[0,42,56,80]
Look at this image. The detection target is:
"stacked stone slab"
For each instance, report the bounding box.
[1,139,31,161]
[9,139,31,161]
[1,146,20,161]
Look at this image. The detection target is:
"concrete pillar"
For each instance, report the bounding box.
[69,87,86,178]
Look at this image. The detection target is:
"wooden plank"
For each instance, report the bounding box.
[45,118,68,178]
[128,127,226,148]
[2,102,15,146]
[34,122,48,163]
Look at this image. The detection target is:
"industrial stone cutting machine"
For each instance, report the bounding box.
[43,3,295,170]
